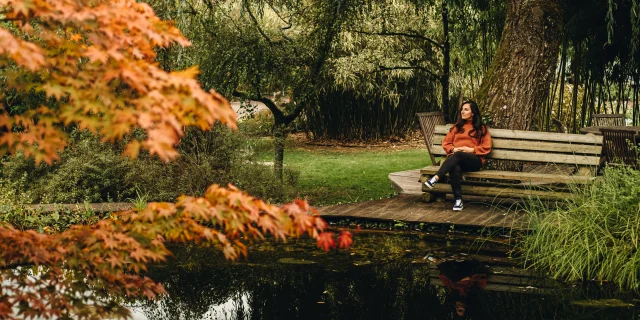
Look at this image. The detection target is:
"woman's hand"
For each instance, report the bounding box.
[453,146,475,154]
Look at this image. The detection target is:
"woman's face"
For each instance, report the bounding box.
[455,301,467,316]
[461,103,474,120]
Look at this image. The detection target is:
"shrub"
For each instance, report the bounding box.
[238,109,275,137]
[127,125,243,201]
[128,124,299,203]
[521,165,640,291]
[231,164,299,204]
[0,125,299,205]
[0,205,100,233]
[40,136,135,203]
[0,132,134,203]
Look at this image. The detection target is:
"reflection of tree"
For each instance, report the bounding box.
[246,264,327,319]
[141,266,243,320]
[136,244,637,320]
[242,260,445,319]
[139,251,444,319]
[320,261,445,319]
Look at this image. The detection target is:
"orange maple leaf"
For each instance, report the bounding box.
[316,232,336,252]
[338,231,353,249]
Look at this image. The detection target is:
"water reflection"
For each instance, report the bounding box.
[436,259,488,318]
[132,233,637,320]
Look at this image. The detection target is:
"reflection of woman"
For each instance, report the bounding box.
[437,259,488,318]
[424,101,492,211]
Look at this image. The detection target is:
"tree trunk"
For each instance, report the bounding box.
[634,72,639,125]
[273,122,286,181]
[556,41,567,121]
[579,75,589,130]
[570,43,579,133]
[441,0,452,122]
[476,0,564,130]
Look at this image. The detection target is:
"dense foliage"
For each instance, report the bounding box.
[0,125,298,204]
[538,0,640,132]
[522,165,640,291]
[141,0,639,138]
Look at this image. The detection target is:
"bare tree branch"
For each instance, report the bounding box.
[267,2,293,42]
[233,89,285,120]
[243,1,274,45]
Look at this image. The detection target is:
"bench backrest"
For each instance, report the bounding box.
[416,112,445,165]
[592,114,625,126]
[430,125,604,167]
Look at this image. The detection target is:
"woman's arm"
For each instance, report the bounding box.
[442,129,455,155]
[454,146,475,153]
[472,130,492,156]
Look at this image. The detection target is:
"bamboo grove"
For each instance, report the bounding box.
[539,0,640,133]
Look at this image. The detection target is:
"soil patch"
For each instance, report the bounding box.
[288,130,426,152]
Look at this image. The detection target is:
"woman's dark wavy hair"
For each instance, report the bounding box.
[451,100,487,142]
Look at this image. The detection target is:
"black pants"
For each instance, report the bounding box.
[436,152,482,200]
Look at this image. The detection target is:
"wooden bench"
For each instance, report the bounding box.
[419,124,604,202]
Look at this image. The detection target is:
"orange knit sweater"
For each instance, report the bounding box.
[441,121,492,164]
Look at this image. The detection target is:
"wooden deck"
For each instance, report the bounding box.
[21,169,524,229]
[318,168,525,229]
[318,193,523,229]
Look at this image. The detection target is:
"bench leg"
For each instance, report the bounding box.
[421,192,433,203]
[421,192,447,203]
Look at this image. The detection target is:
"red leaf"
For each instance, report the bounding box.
[316,232,335,252]
[338,231,353,249]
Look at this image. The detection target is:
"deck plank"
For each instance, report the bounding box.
[319,194,523,229]
[318,169,526,229]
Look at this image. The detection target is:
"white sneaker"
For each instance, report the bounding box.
[453,199,463,211]
[424,177,437,189]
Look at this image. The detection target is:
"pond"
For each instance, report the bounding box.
[127,229,639,320]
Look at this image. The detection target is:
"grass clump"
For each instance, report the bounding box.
[521,165,640,291]
[0,202,100,233]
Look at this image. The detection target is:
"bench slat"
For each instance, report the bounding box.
[420,166,595,184]
[432,136,602,155]
[422,183,570,200]
[429,147,601,166]
[434,125,603,144]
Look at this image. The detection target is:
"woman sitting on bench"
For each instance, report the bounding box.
[424,100,492,211]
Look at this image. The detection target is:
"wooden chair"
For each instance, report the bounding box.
[599,128,640,168]
[592,114,625,126]
[416,112,445,165]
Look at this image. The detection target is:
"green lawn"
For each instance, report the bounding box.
[256,146,431,206]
